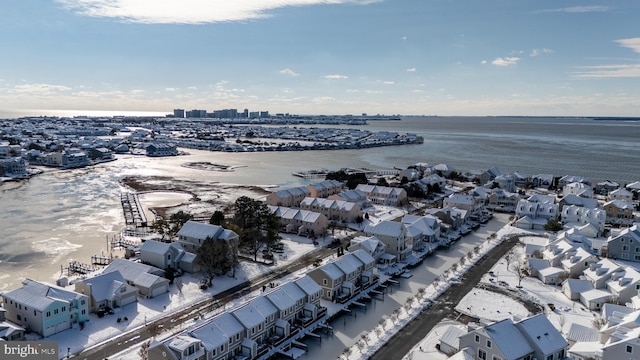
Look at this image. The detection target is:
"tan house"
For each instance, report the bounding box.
[299,197,362,223]
[355,184,408,206]
[265,186,311,207]
[603,199,636,226]
[267,205,328,237]
[306,180,343,198]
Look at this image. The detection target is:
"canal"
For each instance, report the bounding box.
[298,213,511,360]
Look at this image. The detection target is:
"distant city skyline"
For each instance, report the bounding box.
[1,1,639,117]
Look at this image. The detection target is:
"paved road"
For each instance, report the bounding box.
[370,234,522,360]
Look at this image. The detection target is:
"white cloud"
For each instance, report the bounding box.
[541,6,609,13]
[492,57,521,66]
[572,64,640,78]
[382,81,395,85]
[481,60,487,64]
[616,38,640,54]
[188,86,198,90]
[279,68,299,77]
[323,74,348,79]
[10,83,71,94]
[530,48,553,57]
[165,87,177,92]
[55,0,379,24]
[406,67,416,72]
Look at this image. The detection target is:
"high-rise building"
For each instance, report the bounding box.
[186,109,207,118]
[173,109,185,118]
[259,111,269,118]
[242,109,249,118]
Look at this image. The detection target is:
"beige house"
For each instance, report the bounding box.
[306,180,343,198]
[299,197,362,223]
[265,186,311,207]
[355,184,408,206]
[603,200,636,226]
[267,205,328,237]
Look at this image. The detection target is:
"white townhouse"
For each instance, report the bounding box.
[265,282,306,325]
[189,312,246,360]
[563,182,594,198]
[560,247,598,278]
[364,220,411,262]
[559,175,591,188]
[333,253,366,297]
[74,270,137,313]
[605,267,640,305]
[583,259,624,289]
[265,186,311,207]
[600,309,640,360]
[515,198,559,230]
[231,296,277,351]
[606,225,640,263]
[299,197,362,223]
[267,205,328,237]
[542,238,578,267]
[561,205,606,235]
[1,279,89,337]
[176,220,239,253]
[531,173,554,189]
[355,184,408,206]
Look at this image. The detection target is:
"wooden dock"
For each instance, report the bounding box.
[121,193,148,227]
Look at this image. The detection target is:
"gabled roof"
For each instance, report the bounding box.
[294,276,322,296]
[476,318,533,359]
[333,254,362,275]
[2,279,86,312]
[351,249,375,266]
[177,221,224,240]
[80,270,130,302]
[365,220,404,238]
[516,314,568,355]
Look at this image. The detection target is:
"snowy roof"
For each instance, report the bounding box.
[515,313,568,354]
[566,323,600,343]
[439,325,465,348]
[527,258,551,272]
[568,341,603,358]
[168,335,201,352]
[318,262,345,280]
[80,271,128,302]
[365,220,403,238]
[563,279,594,293]
[266,286,297,310]
[476,319,534,359]
[334,254,363,275]
[177,221,223,240]
[294,276,322,296]
[350,236,383,253]
[233,302,270,329]
[140,239,184,255]
[351,249,375,266]
[581,289,612,302]
[2,278,86,312]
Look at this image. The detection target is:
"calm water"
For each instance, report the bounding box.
[1,116,638,292]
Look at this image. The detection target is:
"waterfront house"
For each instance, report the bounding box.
[606,225,640,263]
[479,166,504,186]
[74,270,137,313]
[625,181,640,199]
[0,307,25,341]
[139,239,199,273]
[1,279,89,337]
[0,157,27,178]
[176,220,239,253]
[364,220,411,262]
[402,214,441,250]
[531,174,554,189]
[487,188,520,212]
[355,184,408,206]
[563,182,594,198]
[595,180,620,195]
[515,199,558,230]
[102,259,169,298]
[294,276,323,309]
[333,253,366,298]
[347,235,386,260]
[265,282,306,327]
[307,262,344,302]
[608,188,634,202]
[603,200,636,226]
[299,197,362,223]
[559,175,591,188]
[266,186,311,207]
[430,163,456,178]
[231,296,277,352]
[268,205,328,237]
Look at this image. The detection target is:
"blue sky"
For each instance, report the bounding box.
[1,0,639,116]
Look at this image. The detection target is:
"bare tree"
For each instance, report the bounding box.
[510,259,528,287]
[138,340,150,360]
[592,316,607,329]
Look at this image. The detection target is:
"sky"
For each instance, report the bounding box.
[1,0,639,117]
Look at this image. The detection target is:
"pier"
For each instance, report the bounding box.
[120,192,148,227]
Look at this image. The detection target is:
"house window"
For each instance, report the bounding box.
[623,245,630,251]
[46,311,51,317]
[546,355,553,360]
[627,345,633,353]
[323,279,328,285]
[17,315,21,321]
[487,340,492,348]
[54,309,59,315]
[81,310,86,315]
[478,349,487,360]
[475,335,480,343]
[622,253,630,259]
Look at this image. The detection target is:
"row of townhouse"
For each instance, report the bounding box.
[441,313,568,360]
[265,180,343,207]
[355,184,408,206]
[267,206,328,237]
[299,196,362,223]
[307,249,377,303]
[148,274,331,360]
